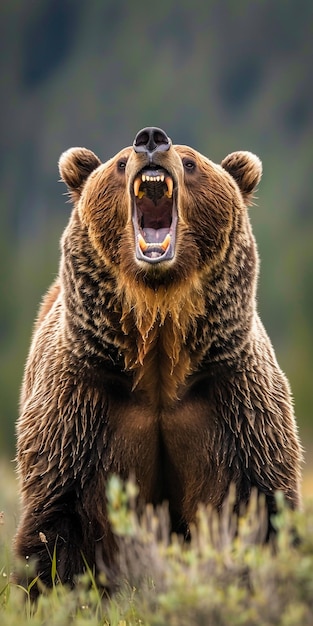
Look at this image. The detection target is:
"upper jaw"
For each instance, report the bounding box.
[131,164,178,265]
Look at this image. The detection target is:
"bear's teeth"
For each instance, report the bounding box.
[138,233,148,252]
[133,176,142,197]
[161,234,171,251]
[165,176,173,198]
[138,233,171,254]
[134,172,172,197]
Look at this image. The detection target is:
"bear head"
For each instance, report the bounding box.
[59,130,262,288]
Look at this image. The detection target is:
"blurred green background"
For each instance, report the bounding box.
[0,0,312,467]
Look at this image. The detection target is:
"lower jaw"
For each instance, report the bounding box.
[138,256,169,264]
[135,245,175,265]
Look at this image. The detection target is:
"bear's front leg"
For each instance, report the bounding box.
[14,491,116,599]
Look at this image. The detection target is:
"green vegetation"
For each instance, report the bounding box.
[1,467,313,625]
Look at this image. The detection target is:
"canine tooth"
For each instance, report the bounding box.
[165,176,173,198]
[161,234,171,251]
[133,177,141,197]
[138,233,148,252]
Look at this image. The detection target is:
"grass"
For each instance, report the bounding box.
[1,459,313,625]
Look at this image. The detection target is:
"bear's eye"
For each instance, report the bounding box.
[117,159,128,172]
[182,158,196,172]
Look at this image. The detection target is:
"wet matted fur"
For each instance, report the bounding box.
[14,130,302,596]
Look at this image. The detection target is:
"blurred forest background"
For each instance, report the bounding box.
[0,1,312,477]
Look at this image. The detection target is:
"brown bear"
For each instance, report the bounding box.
[15,126,302,595]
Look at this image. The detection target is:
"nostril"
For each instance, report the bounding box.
[134,130,150,148]
[133,127,171,155]
[152,129,169,147]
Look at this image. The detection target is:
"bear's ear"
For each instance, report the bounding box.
[221,151,262,205]
[58,147,102,202]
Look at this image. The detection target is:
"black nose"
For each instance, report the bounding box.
[133,127,171,157]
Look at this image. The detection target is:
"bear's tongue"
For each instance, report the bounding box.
[143,227,170,243]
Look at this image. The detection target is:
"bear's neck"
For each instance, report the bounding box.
[117,277,206,407]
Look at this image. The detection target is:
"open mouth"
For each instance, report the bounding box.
[132,166,177,264]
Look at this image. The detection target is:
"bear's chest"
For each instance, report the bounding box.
[102,372,219,513]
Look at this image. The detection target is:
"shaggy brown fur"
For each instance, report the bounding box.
[15,129,302,596]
